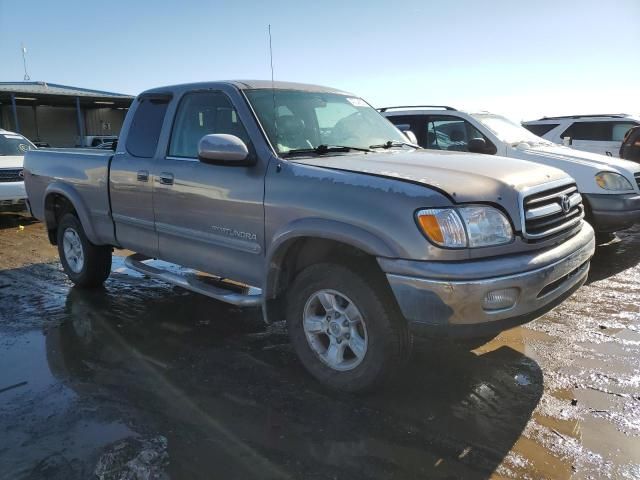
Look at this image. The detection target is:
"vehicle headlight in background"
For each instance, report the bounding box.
[595,172,633,191]
[416,206,513,248]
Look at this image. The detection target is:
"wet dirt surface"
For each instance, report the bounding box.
[0,212,638,479]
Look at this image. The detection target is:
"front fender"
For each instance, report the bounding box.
[264,217,398,299]
[43,182,100,244]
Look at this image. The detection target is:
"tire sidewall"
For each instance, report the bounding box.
[287,264,398,392]
[57,214,91,284]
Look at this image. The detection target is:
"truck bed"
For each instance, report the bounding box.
[24,149,116,245]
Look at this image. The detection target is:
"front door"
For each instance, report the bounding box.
[152,90,266,287]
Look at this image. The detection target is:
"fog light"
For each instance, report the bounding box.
[482,288,519,311]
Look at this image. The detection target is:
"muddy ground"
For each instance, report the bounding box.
[0,212,638,480]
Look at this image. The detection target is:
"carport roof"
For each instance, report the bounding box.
[0,81,134,107]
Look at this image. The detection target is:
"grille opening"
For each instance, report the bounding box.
[537,261,589,298]
[0,169,23,183]
[523,182,583,242]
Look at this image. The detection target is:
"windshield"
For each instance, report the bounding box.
[472,114,551,145]
[0,132,36,156]
[244,89,409,156]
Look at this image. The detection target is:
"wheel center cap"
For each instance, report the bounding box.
[329,321,342,336]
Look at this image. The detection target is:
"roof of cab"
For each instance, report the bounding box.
[139,80,353,96]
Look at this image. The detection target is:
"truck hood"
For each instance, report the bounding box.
[516,144,640,175]
[0,155,24,169]
[291,149,570,205]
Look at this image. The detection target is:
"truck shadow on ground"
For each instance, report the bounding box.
[0,212,38,230]
[587,225,640,284]
[34,271,544,480]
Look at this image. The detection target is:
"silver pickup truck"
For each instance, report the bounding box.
[24,81,595,391]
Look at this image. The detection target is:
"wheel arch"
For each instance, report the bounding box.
[43,183,99,245]
[262,219,398,323]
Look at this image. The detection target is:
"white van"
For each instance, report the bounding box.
[522,114,640,157]
[381,107,640,236]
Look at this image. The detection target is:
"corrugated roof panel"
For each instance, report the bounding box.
[0,81,134,99]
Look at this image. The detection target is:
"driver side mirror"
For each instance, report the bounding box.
[198,134,249,164]
[563,137,572,146]
[467,137,488,154]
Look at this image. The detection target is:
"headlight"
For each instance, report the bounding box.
[595,172,633,191]
[416,206,513,248]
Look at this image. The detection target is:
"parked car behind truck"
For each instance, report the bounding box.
[381,107,640,236]
[24,81,595,392]
[0,129,36,212]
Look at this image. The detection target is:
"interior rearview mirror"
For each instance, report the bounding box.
[467,137,488,154]
[198,134,249,164]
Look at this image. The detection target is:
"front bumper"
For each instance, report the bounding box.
[380,223,595,338]
[583,192,640,233]
[0,182,27,211]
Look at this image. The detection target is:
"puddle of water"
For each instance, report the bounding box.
[0,330,135,478]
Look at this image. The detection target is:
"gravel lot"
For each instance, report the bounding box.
[0,212,638,479]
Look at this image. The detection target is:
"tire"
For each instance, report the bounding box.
[286,262,411,392]
[57,213,112,288]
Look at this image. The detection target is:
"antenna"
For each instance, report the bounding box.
[21,43,30,81]
[268,24,278,147]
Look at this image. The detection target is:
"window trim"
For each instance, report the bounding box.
[165,89,253,161]
[124,93,172,158]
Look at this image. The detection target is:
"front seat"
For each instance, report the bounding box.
[276,115,311,151]
[448,129,467,151]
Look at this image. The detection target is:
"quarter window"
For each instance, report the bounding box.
[524,123,559,136]
[126,96,170,158]
[169,91,250,158]
[612,123,637,142]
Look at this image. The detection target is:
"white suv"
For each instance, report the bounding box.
[380,106,640,235]
[522,114,640,157]
[0,129,36,212]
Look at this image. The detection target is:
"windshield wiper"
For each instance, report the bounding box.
[369,140,416,149]
[283,144,373,157]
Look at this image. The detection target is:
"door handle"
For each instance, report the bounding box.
[159,172,174,185]
[136,170,149,182]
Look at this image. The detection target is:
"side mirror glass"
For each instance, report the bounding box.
[198,134,249,164]
[467,137,488,154]
[404,130,418,145]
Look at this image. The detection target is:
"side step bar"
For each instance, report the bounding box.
[124,253,262,307]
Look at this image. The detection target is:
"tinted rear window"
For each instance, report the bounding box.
[126,97,170,157]
[524,123,559,136]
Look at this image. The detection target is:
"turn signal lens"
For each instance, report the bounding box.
[416,209,467,248]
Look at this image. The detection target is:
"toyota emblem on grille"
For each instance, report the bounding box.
[561,194,571,213]
[18,170,24,178]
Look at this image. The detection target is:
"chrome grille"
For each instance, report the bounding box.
[634,172,640,190]
[522,181,583,241]
[0,168,23,183]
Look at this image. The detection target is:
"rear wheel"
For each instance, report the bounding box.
[57,213,112,288]
[286,263,411,392]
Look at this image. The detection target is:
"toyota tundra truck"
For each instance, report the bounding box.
[24,81,595,392]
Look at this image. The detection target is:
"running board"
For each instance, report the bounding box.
[124,253,262,307]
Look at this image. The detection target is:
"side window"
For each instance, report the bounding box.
[524,123,559,136]
[126,96,170,157]
[425,116,486,152]
[384,115,423,144]
[612,122,637,142]
[169,91,251,158]
[560,122,611,141]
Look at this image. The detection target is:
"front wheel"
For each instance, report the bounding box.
[57,213,112,288]
[286,263,411,392]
